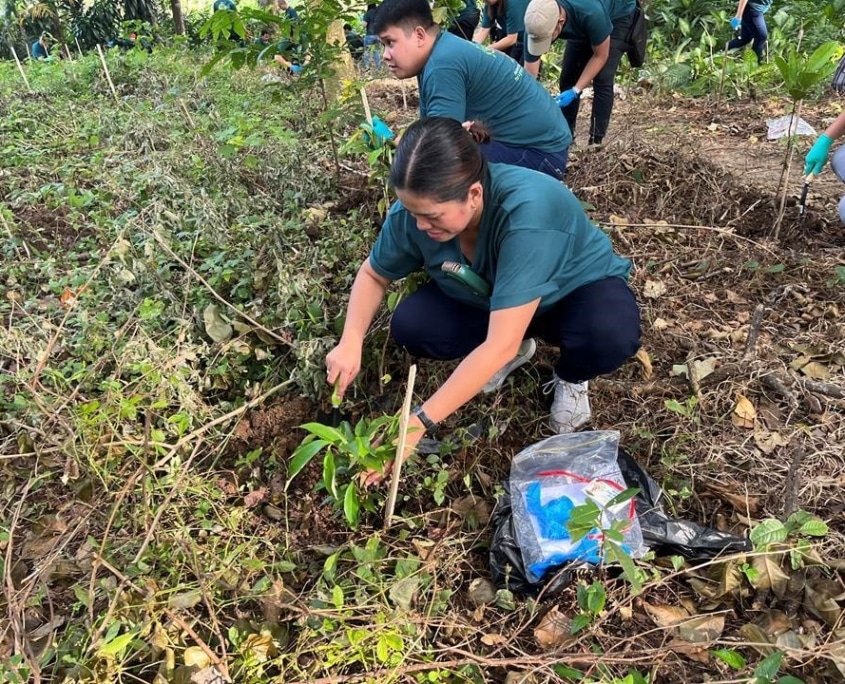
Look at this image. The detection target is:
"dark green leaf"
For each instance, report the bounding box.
[712,648,746,670]
[343,484,360,528]
[286,439,328,489]
[300,422,345,444]
[750,519,788,547]
[323,450,337,499]
[553,664,585,680]
[607,487,640,507]
[570,613,591,634]
[567,500,601,542]
[754,651,784,680]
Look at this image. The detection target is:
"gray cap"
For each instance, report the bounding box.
[832,145,845,183]
[839,195,845,225]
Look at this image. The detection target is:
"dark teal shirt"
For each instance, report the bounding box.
[748,0,773,11]
[370,164,631,313]
[457,0,480,21]
[418,32,571,153]
[525,0,635,62]
[31,40,49,59]
[480,0,530,35]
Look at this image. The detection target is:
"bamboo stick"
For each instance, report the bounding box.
[383,364,417,529]
[96,44,119,103]
[10,47,33,93]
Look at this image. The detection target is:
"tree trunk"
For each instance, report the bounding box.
[170,0,185,35]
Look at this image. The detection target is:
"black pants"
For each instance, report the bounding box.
[559,10,634,145]
[390,277,641,384]
[727,6,768,63]
[448,11,480,41]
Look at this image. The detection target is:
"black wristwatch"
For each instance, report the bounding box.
[412,406,438,435]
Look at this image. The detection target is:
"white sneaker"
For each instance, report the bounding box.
[545,375,591,433]
[481,339,537,393]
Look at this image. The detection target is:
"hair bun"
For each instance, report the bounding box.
[466,121,491,144]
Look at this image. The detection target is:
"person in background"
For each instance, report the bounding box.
[473,0,529,64]
[344,23,365,61]
[371,0,572,178]
[256,29,272,47]
[277,0,299,22]
[804,110,845,223]
[31,32,52,60]
[447,0,480,41]
[727,0,773,63]
[326,117,640,446]
[523,0,636,146]
[213,0,236,11]
[362,3,382,69]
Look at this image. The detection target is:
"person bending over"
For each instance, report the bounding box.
[326,117,641,455]
[370,0,572,177]
[523,0,636,146]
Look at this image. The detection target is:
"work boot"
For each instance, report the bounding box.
[545,375,591,433]
[481,339,537,393]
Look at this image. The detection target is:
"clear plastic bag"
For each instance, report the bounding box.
[509,431,646,584]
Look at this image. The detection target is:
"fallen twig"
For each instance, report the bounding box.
[743,303,766,358]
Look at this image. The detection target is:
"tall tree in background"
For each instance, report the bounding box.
[170,0,184,34]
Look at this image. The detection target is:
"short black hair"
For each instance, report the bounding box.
[371,0,435,35]
[343,23,352,30]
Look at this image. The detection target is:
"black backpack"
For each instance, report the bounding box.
[626,0,648,68]
[831,53,845,93]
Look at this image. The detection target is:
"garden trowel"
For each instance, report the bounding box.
[798,172,814,219]
[316,378,351,427]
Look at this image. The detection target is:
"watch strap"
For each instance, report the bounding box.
[412,406,438,434]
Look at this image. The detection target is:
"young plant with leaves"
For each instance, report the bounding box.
[566,486,646,594]
[287,415,401,528]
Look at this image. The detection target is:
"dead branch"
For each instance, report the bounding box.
[743,304,766,358]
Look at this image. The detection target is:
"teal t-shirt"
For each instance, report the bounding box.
[369,164,631,313]
[524,0,635,62]
[418,32,572,153]
[748,0,773,11]
[480,0,530,35]
[457,0,480,21]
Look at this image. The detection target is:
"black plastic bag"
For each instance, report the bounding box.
[490,447,751,595]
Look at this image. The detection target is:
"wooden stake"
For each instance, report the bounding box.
[400,78,407,110]
[383,364,417,529]
[360,86,373,125]
[10,47,33,93]
[96,44,119,103]
[75,37,83,58]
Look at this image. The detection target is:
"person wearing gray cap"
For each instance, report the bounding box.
[522,0,636,146]
[804,110,845,224]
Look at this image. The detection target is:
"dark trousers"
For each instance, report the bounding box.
[390,277,641,384]
[478,141,569,179]
[448,11,480,41]
[728,6,768,62]
[559,10,634,145]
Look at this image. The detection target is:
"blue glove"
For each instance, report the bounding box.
[804,134,833,175]
[361,115,395,149]
[730,17,741,30]
[290,64,302,74]
[555,88,580,108]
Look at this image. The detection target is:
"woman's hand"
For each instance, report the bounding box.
[325,341,362,400]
